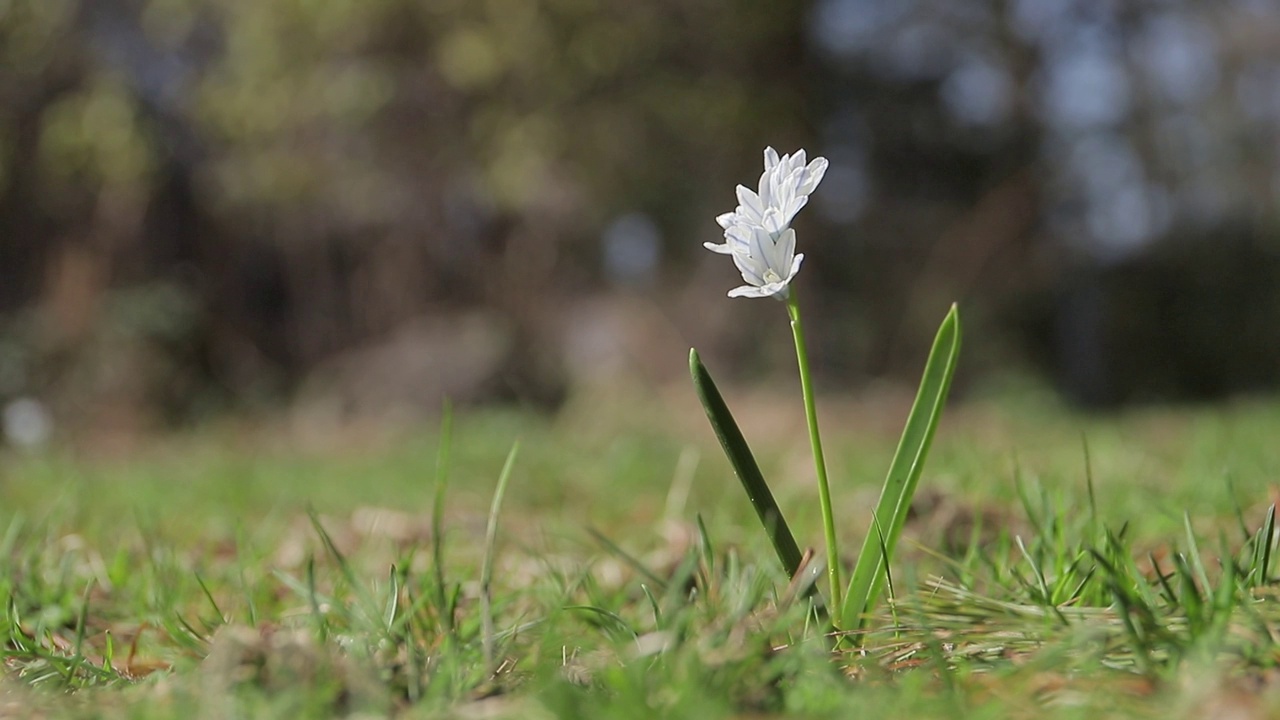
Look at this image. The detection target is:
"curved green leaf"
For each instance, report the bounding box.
[841,304,962,633]
[689,348,804,578]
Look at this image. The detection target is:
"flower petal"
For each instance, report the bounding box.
[724,223,753,249]
[761,281,791,299]
[736,185,764,219]
[761,208,784,235]
[728,284,775,298]
[729,279,791,299]
[773,229,796,273]
[787,253,805,281]
[730,246,766,286]
[798,157,828,195]
[745,225,773,271]
[757,170,775,208]
[776,195,808,230]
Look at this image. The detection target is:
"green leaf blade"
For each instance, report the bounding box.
[689,348,804,579]
[841,303,962,632]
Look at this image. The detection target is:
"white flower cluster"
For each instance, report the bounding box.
[705,147,828,299]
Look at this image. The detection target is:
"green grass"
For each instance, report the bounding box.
[3,389,1280,717]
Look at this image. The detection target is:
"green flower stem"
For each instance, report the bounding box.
[785,292,841,623]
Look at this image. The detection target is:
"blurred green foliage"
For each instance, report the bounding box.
[0,0,812,246]
[0,0,820,432]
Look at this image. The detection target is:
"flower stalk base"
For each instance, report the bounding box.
[786,293,842,623]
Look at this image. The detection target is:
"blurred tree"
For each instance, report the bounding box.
[1,0,1279,438]
[0,0,818,432]
[806,0,1280,403]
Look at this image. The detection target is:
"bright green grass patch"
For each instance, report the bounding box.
[0,393,1279,717]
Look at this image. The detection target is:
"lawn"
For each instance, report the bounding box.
[2,383,1280,718]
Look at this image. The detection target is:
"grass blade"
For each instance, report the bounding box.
[841,304,961,632]
[1261,504,1277,584]
[481,441,520,672]
[587,527,668,591]
[193,572,225,626]
[1182,513,1212,596]
[385,564,401,632]
[432,401,455,635]
[1082,434,1099,540]
[689,348,804,578]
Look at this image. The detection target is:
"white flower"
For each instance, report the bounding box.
[710,147,829,237]
[705,146,827,299]
[723,224,804,299]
